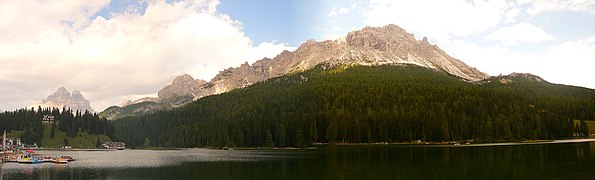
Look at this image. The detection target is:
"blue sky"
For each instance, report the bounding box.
[218,0,365,46]
[219,0,314,46]
[0,0,594,111]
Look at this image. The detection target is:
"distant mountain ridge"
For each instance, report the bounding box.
[38,87,95,113]
[102,24,490,119]
[112,65,595,148]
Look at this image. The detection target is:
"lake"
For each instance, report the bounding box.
[2,142,594,179]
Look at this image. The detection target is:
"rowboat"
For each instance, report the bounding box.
[61,156,75,162]
[43,156,53,162]
[17,157,43,164]
[3,157,18,163]
[52,158,68,164]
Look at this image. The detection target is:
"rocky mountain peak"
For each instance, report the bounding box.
[241,61,250,67]
[505,72,545,82]
[39,87,94,113]
[336,24,488,81]
[421,37,429,44]
[171,74,196,86]
[54,87,70,96]
[71,90,83,97]
[157,74,207,105]
[345,24,416,51]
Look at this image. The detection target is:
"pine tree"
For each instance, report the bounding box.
[326,123,337,143]
[265,129,274,147]
[296,127,305,147]
[96,137,102,148]
[279,124,286,147]
[232,127,245,147]
[50,121,56,138]
[310,120,318,144]
[143,137,150,148]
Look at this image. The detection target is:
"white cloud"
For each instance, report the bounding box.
[364,0,511,40]
[244,41,297,64]
[328,3,356,17]
[537,36,595,88]
[485,23,555,45]
[438,38,530,76]
[0,0,290,111]
[439,36,595,89]
[518,0,595,15]
[504,7,521,24]
[0,0,110,44]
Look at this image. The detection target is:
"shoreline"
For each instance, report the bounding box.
[458,138,595,147]
[320,138,595,148]
[21,138,593,151]
[17,148,119,151]
[184,138,595,150]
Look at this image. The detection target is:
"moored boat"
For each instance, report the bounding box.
[43,156,53,162]
[17,157,43,164]
[3,157,18,163]
[52,158,68,164]
[17,157,30,163]
[61,156,75,162]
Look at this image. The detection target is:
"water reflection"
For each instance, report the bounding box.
[1,143,594,179]
[316,143,594,179]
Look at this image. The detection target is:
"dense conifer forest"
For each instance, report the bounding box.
[110,65,593,148]
[0,107,113,146]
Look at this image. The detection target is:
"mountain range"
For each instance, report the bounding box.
[100,24,494,119]
[87,24,595,148]
[112,63,595,148]
[37,87,95,113]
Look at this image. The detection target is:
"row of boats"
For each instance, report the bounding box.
[3,149,75,164]
[4,155,75,164]
[3,130,75,165]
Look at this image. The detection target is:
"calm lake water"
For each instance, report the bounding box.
[2,142,594,179]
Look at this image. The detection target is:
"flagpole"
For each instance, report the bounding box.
[2,129,5,163]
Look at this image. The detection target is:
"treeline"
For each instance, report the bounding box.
[0,107,113,146]
[112,65,595,148]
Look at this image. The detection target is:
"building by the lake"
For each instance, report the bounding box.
[101,142,126,150]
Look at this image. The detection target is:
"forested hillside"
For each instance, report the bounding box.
[112,65,595,148]
[0,107,113,146]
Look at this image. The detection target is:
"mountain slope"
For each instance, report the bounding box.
[100,74,202,119]
[112,65,595,148]
[103,24,488,119]
[197,24,488,96]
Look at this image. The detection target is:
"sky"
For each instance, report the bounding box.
[1,0,594,112]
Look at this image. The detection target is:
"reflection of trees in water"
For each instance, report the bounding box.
[318,143,593,179]
[574,142,591,160]
[17,166,109,180]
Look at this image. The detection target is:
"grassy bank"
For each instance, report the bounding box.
[5,124,111,149]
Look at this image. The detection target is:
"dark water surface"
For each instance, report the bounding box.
[2,142,594,179]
